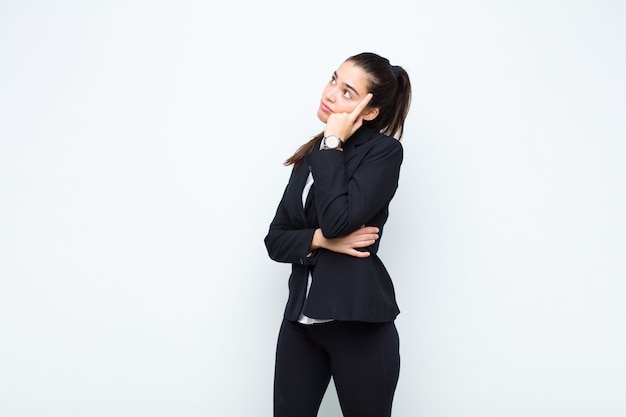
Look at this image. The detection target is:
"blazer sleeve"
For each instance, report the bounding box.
[305,136,403,239]
[264,179,320,266]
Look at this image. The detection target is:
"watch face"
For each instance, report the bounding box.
[325,135,340,148]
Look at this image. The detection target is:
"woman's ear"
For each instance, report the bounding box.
[362,107,380,121]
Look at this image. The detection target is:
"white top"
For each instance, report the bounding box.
[297,171,333,325]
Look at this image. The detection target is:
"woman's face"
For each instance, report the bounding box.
[317,61,371,123]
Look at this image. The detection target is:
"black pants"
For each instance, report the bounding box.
[274,319,400,417]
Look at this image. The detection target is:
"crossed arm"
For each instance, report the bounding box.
[309,225,379,258]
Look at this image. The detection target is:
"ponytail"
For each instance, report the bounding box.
[384,65,411,140]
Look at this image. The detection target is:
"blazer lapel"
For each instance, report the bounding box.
[287,163,310,225]
[304,179,315,211]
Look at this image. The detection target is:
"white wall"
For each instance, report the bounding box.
[1,1,625,416]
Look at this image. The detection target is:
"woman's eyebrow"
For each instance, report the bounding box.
[334,71,361,97]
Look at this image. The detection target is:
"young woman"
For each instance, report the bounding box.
[264,52,412,417]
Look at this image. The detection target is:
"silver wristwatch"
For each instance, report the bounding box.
[322,135,343,150]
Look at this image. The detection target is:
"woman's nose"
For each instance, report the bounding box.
[325,86,337,102]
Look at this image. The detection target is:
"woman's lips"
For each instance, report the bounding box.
[320,102,332,113]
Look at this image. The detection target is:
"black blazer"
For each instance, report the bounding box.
[264,126,403,323]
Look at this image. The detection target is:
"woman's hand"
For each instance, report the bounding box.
[309,225,379,258]
[324,93,373,142]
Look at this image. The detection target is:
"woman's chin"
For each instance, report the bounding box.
[317,109,329,123]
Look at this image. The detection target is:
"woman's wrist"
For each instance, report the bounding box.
[321,134,344,151]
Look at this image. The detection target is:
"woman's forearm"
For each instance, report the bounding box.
[308,227,379,258]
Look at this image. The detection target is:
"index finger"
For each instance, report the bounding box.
[350,93,373,117]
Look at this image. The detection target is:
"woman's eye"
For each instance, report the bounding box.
[330,77,336,85]
[343,91,351,99]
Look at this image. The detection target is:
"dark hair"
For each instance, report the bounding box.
[285,52,412,166]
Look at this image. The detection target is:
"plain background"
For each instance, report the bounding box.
[1,1,625,416]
